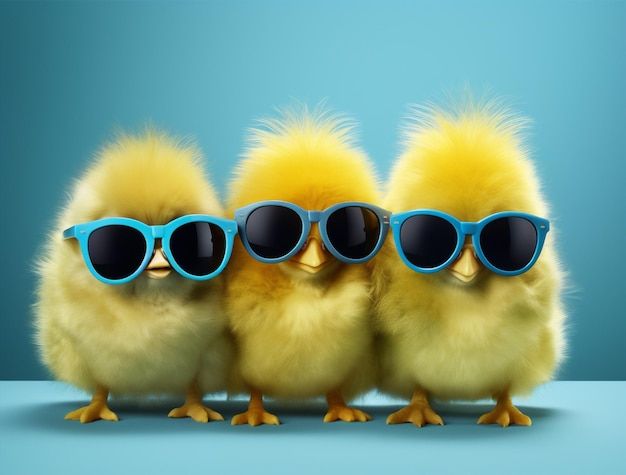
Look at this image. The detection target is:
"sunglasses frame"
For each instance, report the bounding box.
[235,200,391,264]
[63,215,238,284]
[390,210,550,276]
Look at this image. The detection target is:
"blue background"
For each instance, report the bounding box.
[0,0,624,380]
[1,381,625,475]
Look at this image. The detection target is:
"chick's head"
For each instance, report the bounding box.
[228,109,381,286]
[383,102,559,309]
[58,131,222,298]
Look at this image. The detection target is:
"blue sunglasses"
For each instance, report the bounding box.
[63,215,237,284]
[390,210,550,276]
[235,201,391,263]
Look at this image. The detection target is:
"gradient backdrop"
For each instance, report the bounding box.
[1,0,624,380]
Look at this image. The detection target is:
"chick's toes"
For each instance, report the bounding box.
[65,402,119,424]
[168,403,224,423]
[386,404,444,427]
[324,406,372,423]
[478,398,532,427]
[231,408,280,426]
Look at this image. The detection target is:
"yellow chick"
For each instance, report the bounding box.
[225,108,381,426]
[373,101,566,427]
[35,131,233,423]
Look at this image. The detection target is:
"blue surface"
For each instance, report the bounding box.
[0,381,624,474]
[1,1,625,380]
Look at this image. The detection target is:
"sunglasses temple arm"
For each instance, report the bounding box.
[62,227,77,239]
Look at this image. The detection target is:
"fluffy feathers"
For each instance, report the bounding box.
[35,131,232,397]
[229,109,379,210]
[225,109,380,401]
[373,102,566,403]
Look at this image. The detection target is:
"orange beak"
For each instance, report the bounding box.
[145,248,172,279]
[448,246,481,283]
[290,237,330,274]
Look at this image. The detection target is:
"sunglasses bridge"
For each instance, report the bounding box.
[147,225,165,238]
[459,222,479,235]
[305,211,322,222]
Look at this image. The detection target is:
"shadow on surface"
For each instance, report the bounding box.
[6,397,567,439]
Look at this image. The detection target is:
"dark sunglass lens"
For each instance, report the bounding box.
[170,222,227,276]
[479,217,537,272]
[87,225,147,280]
[326,206,381,260]
[399,215,458,269]
[245,206,303,259]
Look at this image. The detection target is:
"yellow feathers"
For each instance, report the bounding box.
[34,99,566,427]
[224,108,379,421]
[373,101,566,426]
[228,108,380,212]
[64,130,222,227]
[387,102,546,219]
[35,131,232,406]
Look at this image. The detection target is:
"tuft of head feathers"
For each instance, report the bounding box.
[386,100,547,220]
[63,130,222,227]
[228,106,380,213]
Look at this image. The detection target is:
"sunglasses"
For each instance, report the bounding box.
[235,201,391,263]
[63,215,237,284]
[390,210,550,276]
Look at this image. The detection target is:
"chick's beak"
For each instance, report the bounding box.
[145,248,172,279]
[448,246,481,283]
[290,237,330,274]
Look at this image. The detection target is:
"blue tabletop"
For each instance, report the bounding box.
[0,381,624,474]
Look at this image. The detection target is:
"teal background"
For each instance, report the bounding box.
[0,0,624,380]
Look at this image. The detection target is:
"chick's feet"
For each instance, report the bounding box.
[65,401,119,424]
[168,402,224,423]
[231,408,280,426]
[324,405,372,423]
[386,403,444,427]
[478,396,531,427]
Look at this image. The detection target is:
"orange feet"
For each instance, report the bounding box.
[168,381,223,423]
[478,394,531,427]
[65,386,118,423]
[168,402,224,423]
[323,390,372,423]
[386,404,443,427]
[231,407,280,426]
[231,389,280,426]
[324,405,371,423]
[386,388,443,427]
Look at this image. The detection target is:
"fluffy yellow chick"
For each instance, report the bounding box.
[35,131,233,423]
[373,101,566,427]
[225,109,381,425]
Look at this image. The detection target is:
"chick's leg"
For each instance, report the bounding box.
[386,388,444,427]
[231,389,280,426]
[323,390,372,423]
[64,385,119,423]
[168,381,224,423]
[478,392,531,427]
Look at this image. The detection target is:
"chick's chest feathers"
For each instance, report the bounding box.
[375,255,562,399]
[226,265,374,398]
[39,248,227,394]
[227,264,370,335]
